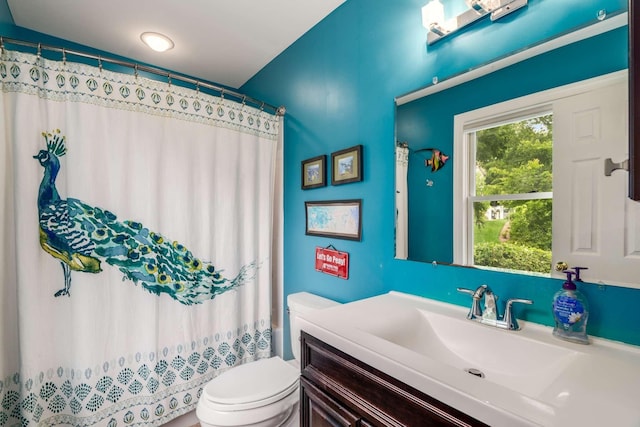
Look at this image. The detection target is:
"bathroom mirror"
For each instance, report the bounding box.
[395,13,637,287]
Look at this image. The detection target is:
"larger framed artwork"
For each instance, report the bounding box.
[305,199,362,241]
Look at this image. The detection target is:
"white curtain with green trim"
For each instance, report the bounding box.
[0,49,278,426]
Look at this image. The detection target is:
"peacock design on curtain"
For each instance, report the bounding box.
[34,129,254,305]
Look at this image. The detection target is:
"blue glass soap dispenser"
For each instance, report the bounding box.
[552,270,590,344]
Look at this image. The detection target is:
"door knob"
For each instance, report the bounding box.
[555,261,568,272]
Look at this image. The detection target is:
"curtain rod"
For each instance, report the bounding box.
[0,36,286,116]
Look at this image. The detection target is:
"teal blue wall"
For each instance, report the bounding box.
[240,0,640,358]
[397,28,626,263]
[0,0,12,26]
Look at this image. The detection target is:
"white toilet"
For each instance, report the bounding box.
[196,292,339,427]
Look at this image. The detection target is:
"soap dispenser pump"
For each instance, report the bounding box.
[552,270,590,344]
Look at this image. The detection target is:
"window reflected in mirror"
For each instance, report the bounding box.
[469,114,553,275]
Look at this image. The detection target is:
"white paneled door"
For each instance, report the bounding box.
[553,74,640,287]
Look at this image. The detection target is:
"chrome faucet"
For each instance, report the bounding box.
[457,285,533,331]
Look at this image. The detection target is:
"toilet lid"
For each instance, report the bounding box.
[202,357,299,411]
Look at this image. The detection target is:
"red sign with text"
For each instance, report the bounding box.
[315,247,349,279]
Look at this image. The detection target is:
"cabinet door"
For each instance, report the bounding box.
[300,377,362,427]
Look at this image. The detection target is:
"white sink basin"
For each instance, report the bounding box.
[356,304,581,397]
[298,291,640,427]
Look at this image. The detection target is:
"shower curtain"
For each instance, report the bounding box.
[0,49,279,426]
[395,145,409,259]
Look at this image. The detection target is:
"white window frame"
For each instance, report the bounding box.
[454,103,553,267]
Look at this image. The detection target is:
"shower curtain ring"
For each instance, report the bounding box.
[134,64,138,79]
[167,73,172,87]
[98,56,102,73]
[62,48,66,65]
[35,43,42,66]
[196,82,200,93]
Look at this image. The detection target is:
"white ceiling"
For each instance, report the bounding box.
[7,0,346,89]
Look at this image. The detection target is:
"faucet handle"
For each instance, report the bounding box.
[503,298,533,331]
[456,287,475,296]
[457,287,483,319]
[507,298,533,306]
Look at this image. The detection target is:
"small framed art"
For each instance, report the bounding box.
[331,145,362,185]
[301,155,327,190]
[305,199,362,241]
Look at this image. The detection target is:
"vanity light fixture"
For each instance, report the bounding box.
[422,0,448,36]
[140,32,175,52]
[422,0,528,45]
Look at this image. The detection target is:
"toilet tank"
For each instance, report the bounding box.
[287,292,339,362]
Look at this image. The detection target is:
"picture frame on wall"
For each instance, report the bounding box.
[331,145,362,185]
[305,199,362,241]
[301,155,327,190]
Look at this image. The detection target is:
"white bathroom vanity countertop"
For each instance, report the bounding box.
[298,291,640,427]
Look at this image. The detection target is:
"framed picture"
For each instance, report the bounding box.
[331,145,363,185]
[305,199,362,241]
[301,155,327,189]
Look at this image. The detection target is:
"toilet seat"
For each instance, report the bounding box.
[201,357,299,412]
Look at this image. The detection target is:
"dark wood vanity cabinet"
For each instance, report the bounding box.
[299,332,487,427]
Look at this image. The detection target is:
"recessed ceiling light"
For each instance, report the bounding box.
[140,32,174,52]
